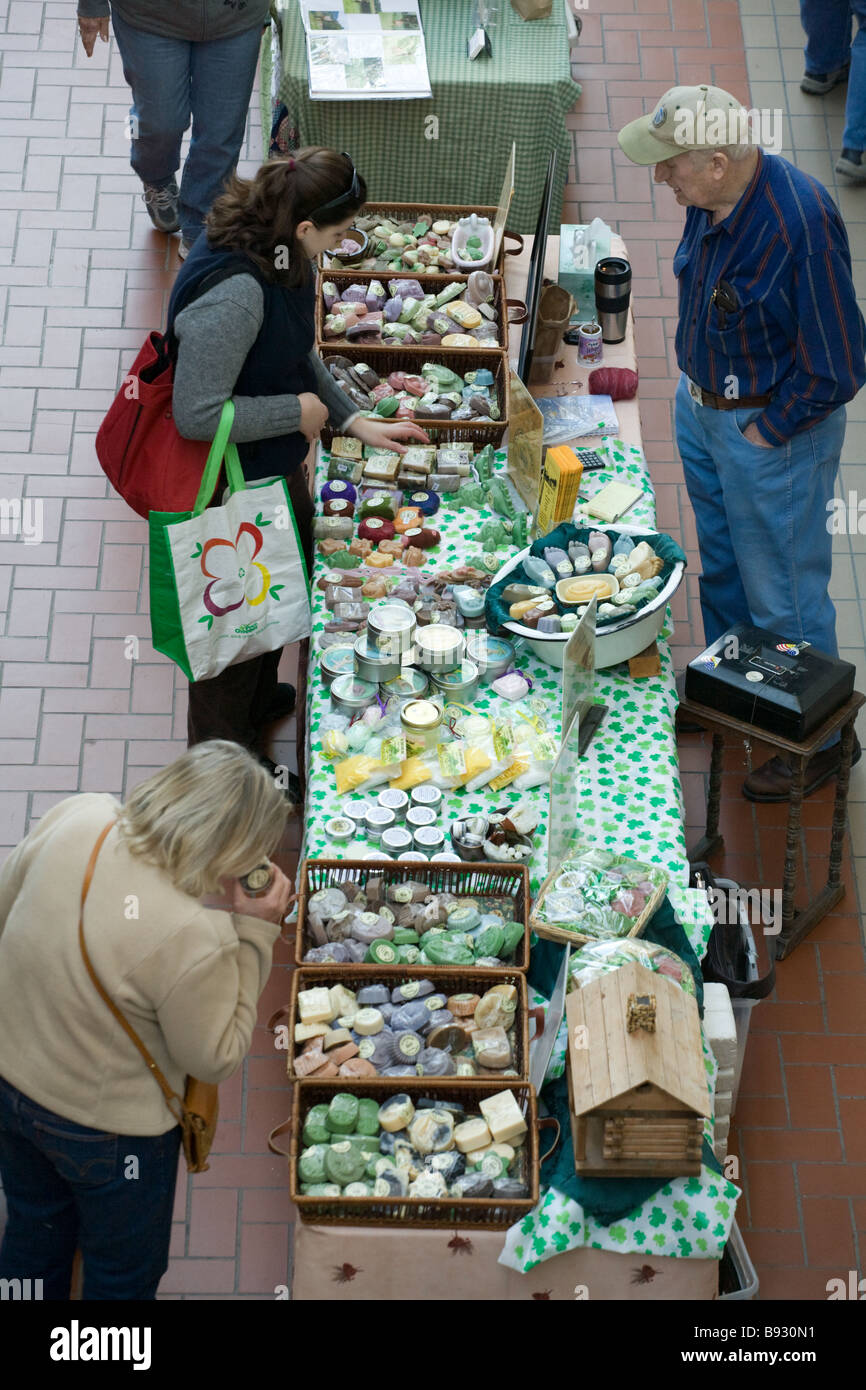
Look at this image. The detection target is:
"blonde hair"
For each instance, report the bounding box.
[118,741,290,898]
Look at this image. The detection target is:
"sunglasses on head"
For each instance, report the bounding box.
[309,153,362,224]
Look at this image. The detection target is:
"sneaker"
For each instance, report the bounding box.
[836,148,866,181]
[177,237,196,261]
[741,734,861,803]
[801,64,850,95]
[141,179,180,233]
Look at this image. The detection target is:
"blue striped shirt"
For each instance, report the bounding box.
[673,150,866,444]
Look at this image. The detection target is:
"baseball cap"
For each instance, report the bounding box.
[618,85,747,165]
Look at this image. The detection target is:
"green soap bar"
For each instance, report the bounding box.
[345,1133,380,1155]
[326,1092,360,1135]
[475,1151,509,1179]
[433,282,464,309]
[298,1144,328,1185]
[365,939,399,965]
[447,906,481,931]
[325,1140,368,1186]
[344,1182,373,1197]
[367,1153,397,1180]
[424,936,475,966]
[375,396,400,418]
[475,925,505,958]
[360,494,396,520]
[501,921,525,958]
[301,1183,343,1196]
[302,1104,332,1147]
[446,930,475,950]
[398,944,422,964]
[356,1098,381,1137]
[326,550,362,570]
[393,927,420,945]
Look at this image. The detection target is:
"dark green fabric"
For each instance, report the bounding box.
[484,525,688,636]
[529,896,721,1224]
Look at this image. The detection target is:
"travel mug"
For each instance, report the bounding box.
[594,257,632,344]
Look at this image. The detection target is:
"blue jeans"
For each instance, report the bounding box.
[0,1074,181,1300]
[800,0,866,150]
[110,11,263,242]
[674,374,844,656]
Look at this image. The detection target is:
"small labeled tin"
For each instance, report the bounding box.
[367,602,417,656]
[324,816,357,843]
[429,659,480,704]
[330,673,378,715]
[411,784,443,812]
[320,644,356,687]
[413,826,445,855]
[431,851,462,863]
[398,851,428,863]
[364,849,392,861]
[381,826,413,856]
[353,634,402,684]
[365,805,395,842]
[464,632,515,683]
[406,805,437,830]
[377,788,409,822]
[380,668,429,702]
[414,624,464,674]
[577,320,603,364]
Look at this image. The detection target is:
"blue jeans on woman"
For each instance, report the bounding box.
[674,374,845,656]
[110,11,263,243]
[0,1074,181,1300]
[800,0,866,150]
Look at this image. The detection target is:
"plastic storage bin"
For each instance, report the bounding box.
[717,1221,759,1300]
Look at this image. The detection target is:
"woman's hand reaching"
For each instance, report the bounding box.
[298,393,330,441]
[348,417,431,454]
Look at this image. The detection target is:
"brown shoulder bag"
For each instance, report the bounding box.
[78,821,219,1172]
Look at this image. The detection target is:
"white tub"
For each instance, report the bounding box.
[493,539,685,670]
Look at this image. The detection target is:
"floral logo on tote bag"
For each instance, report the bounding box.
[191,514,284,629]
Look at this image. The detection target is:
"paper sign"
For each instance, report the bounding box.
[562,596,597,740]
[492,142,516,268]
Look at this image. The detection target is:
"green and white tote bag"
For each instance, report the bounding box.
[149,402,312,681]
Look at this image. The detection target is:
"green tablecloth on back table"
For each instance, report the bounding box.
[272,0,581,231]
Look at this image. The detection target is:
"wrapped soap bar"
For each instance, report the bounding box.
[492,671,531,701]
[326,1092,360,1134]
[356,1031,396,1068]
[415,1048,456,1077]
[314,516,353,540]
[378,1093,415,1132]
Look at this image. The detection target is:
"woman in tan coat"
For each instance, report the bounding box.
[0,740,292,1300]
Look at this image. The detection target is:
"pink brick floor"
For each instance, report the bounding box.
[0,0,863,1299]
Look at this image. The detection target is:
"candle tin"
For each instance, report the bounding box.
[377,788,409,822]
[414,624,465,673]
[414,825,445,855]
[464,632,515,682]
[431,851,462,863]
[398,851,428,863]
[239,863,274,897]
[365,805,396,842]
[406,805,437,830]
[320,644,357,687]
[381,826,413,856]
[330,674,378,715]
[400,698,444,750]
[380,668,429,702]
[353,634,403,684]
[429,659,480,704]
[410,784,443,812]
[364,849,393,861]
[367,601,417,656]
[324,816,358,843]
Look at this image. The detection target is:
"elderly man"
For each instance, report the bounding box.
[618,85,865,802]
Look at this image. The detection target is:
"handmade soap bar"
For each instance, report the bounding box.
[378,1093,415,1132]
[330,436,363,461]
[472,1026,512,1069]
[479,1090,527,1144]
[454,1117,492,1153]
[356,1032,395,1068]
[297,987,335,1025]
[326,1092,360,1135]
[523,556,557,588]
[294,1022,329,1043]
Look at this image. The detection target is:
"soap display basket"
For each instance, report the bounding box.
[295,859,530,971]
[530,851,668,948]
[280,968,540,1082]
[315,269,526,357]
[320,202,525,277]
[273,1080,552,1228]
[319,346,509,449]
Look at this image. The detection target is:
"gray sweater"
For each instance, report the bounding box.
[172,274,358,444]
[77,0,270,42]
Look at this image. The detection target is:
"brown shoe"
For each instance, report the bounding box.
[742,736,861,803]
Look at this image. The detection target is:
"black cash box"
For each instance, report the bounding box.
[685,624,855,741]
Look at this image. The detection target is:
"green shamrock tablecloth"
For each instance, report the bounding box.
[301,438,738,1267]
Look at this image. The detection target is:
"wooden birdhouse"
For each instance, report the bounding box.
[565,962,710,1177]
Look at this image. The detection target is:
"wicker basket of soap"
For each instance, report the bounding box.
[279,968,540,1082]
[319,347,509,449]
[529,848,668,948]
[315,269,525,356]
[320,202,524,277]
[295,859,530,972]
[271,1079,551,1228]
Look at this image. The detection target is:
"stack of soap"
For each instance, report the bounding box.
[703,982,738,1161]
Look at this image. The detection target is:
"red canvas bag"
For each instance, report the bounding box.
[95,329,210,519]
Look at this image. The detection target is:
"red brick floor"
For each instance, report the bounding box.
[0,0,863,1299]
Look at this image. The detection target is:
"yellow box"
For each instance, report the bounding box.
[537,445,584,535]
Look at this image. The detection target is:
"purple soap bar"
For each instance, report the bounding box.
[415,1047,456,1077]
[391,980,435,1004]
[391,1001,431,1033]
[422,1009,455,1034]
[357,983,390,1006]
[351,915,394,945]
[354,1029,395,1068]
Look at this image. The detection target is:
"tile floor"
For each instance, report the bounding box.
[0,0,862,1299]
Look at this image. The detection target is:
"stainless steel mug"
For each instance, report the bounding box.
[594,256,631,344]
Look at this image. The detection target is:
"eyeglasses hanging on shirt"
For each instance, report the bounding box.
[711,279,739,330]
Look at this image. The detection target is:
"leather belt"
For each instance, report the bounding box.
[687,377,772,411]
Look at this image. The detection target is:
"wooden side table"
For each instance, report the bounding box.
[679,692,865,960]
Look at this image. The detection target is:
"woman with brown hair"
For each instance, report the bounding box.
[167,149,428,771]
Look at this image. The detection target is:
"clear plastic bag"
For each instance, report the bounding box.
[567,938,695,995]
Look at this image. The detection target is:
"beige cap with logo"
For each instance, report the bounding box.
[618,85,747,165]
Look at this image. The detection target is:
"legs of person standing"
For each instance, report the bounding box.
[0,1075,181,1301]
[109,11,191,233]
[799,0,852,91]
[180,25,264,250]
[838,1,866,179]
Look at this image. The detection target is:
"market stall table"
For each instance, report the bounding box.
[267,0,580,230]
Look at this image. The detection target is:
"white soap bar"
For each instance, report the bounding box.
[714,1090,733,1118]
[353,1007,384,1036]
[479,1090,528,1144]
[328,984,358,1021]
[294,1022,329,1042]
[716,1065,735,1090]
[454,1117,491,1154]
[703,984,738,1070]
[298,987,336,1026]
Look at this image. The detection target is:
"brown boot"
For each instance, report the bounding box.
[742,736,861,803]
